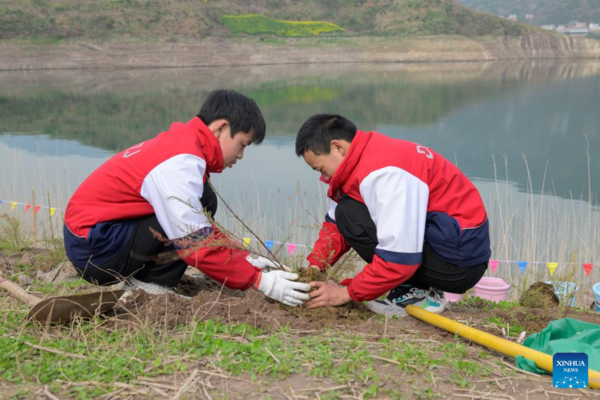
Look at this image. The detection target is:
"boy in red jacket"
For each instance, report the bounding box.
[295,114,490,316]
[64,90,310,306]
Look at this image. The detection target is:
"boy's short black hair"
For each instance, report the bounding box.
[295,114,357,156]
[197,89,266,144]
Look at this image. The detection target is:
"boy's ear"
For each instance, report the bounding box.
[331,139,349,156]
[208,119,229,138]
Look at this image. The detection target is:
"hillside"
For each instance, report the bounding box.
[458,0,600,25]
[0,0,532,41]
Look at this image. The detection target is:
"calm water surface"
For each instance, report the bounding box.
[1,62,599,260]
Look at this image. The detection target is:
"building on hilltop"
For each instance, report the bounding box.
[565,22,589,36]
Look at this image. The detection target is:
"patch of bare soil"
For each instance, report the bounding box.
[0,248,56,276]
[108,274,382,333]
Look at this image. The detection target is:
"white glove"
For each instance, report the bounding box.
[256,271,311,307]
[246,255,292,272]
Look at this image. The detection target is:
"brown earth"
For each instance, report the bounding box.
[3,252,600,398]
[1,33,600,71]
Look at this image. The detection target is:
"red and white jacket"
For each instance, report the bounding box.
[307,130,490,302]
[64,117,259,290]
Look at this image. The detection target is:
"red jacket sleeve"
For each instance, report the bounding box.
[176,227,260,291]
[306,221,351,271]
[340,254,420,302]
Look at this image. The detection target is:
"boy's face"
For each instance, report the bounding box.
[213,122,253,169]
[302,140,349,182]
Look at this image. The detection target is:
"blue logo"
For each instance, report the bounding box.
[553,353,588,389]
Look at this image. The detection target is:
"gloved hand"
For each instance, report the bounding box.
[255,270,311,307]
[246,255,292,272]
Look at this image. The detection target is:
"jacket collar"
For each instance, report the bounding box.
[187,117,224,174]
[327,130,372,200]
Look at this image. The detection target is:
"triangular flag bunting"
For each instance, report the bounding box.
[24,204,32,212]
[287,243,297,255]
[583,263,593,277]
[489,259,499,273]
[242,237,251,248]
[34,205,41,214]
[11,202,16,211]
[50,208,56,217]
[547,262,558,277]
[265,240,274,251]
[518,261,528,275]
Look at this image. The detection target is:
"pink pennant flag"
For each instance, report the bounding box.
[287,243,297,255]
[583,263,593,277]
[489,259,499,273]
[24,204,32,212]
[34,205,41,214]
[547,262,558,277]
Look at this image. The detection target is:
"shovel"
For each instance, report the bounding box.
[0,271,124,323]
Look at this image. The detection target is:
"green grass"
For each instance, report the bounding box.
[0,276,513,398]
[222,14,344,37]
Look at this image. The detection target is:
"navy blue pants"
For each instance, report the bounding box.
[334,195,487,294]
[72,181,218,288]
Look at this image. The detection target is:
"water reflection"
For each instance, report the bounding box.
[1,61,598,210]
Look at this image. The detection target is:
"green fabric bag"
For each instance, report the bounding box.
[516,318,600,374]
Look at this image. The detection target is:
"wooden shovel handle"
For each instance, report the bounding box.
[0,271,41,307]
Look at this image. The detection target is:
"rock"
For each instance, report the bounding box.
[37,261,80,283]
[16,274,33,286]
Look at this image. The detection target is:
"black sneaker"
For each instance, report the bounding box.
[366,284,429,317]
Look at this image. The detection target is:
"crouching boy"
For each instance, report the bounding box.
[63,90,310,306]
[295,114,490,316]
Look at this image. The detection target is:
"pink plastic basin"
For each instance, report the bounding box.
[444,292,464,302]
[473,277,510,303]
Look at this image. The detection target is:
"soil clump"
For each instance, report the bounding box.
[519,282,559,309]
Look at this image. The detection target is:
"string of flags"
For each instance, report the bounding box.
[241,237,310,256]
[2,197,598,277]
[241,237,597,276]
[0,199,62,217]
[477,259,595,277]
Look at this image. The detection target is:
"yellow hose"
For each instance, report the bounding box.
[405,305,600,389]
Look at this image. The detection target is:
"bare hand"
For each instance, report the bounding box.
[305,280,352,309]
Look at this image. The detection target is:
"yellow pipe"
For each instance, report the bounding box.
[405,305,600,389]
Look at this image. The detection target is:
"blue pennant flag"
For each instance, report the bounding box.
[518,261,528,274]
[265,240,274,251]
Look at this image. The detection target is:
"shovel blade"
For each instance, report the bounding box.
[28,290,125,323]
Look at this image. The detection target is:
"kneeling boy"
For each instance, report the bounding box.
[295,114,490,316]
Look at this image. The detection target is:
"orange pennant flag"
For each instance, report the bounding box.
[583,263,593,277]
[547,262,558,277]
[24,204,32,212]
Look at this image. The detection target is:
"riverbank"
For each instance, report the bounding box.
[2,33,600,70]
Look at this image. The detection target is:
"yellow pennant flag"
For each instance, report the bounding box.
[50,208,56,217]
[10,202,16,211]
[547,262,558,277]
[242,237,251,248]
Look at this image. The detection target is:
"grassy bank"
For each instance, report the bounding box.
[0,0,530,42]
